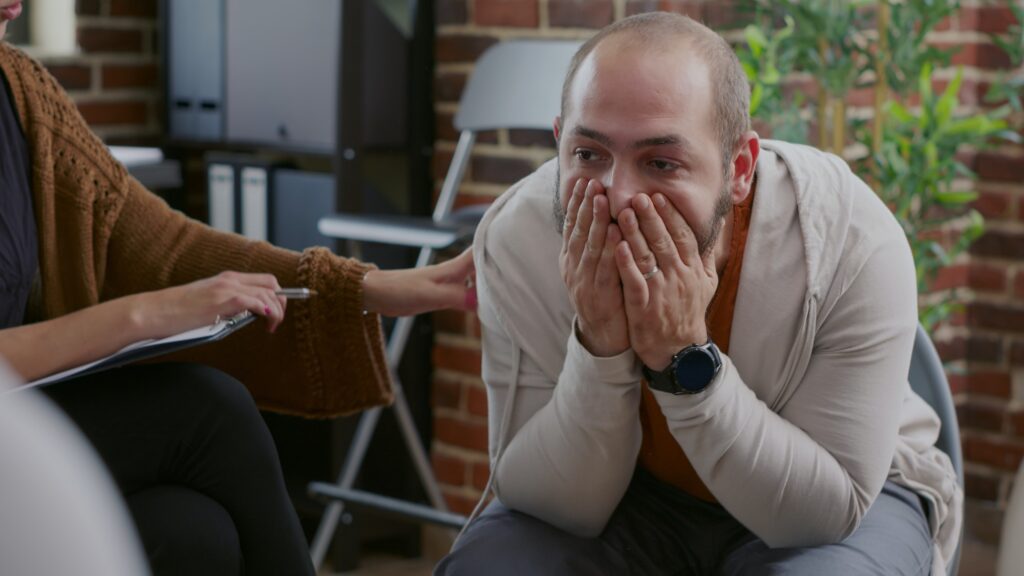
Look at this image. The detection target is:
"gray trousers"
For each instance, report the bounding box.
[435,469,932,575]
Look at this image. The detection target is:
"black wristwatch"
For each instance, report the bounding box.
[642,340,722,395]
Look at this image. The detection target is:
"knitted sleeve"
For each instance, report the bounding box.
[101,167,393,417]
[4,44,391,416]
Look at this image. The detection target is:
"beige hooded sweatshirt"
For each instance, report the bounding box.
[472,141,961,575]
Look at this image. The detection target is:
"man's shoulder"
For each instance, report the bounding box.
[478,158,561,262]
[473,158,571,353]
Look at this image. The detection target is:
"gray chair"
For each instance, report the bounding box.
[907,324,963,576]
[307,39,583,570]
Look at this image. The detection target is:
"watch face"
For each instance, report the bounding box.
[674,348,716,391]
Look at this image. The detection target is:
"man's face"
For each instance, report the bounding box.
[555,37,732,256]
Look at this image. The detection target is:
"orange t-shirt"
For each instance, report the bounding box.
[637,187,756,502]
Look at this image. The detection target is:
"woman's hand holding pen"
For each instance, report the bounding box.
[362,248,477,317]
[132,271,289,338]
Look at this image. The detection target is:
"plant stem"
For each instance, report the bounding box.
[873,0,890,156]
[818,37,830,151]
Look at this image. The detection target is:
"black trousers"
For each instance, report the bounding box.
[43,363,315,576]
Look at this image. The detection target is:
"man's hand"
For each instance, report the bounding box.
[561,178,630,357]
[614,193,718,370]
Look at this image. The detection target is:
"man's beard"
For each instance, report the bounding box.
[552,161,733,259]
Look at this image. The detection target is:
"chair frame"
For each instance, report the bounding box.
[307,39,582,570]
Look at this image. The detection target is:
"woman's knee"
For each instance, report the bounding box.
[128,485,242,576]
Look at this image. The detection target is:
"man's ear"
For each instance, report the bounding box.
[553,116,562,144]
[730,131,760,203]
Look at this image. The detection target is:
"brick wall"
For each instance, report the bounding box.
[430,0,1024,557]
[38,0,161,143]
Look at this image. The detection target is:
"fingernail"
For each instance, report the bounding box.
[654,194,666,207]
[637,195,649,210]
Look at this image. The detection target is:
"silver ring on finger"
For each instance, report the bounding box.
[642,265,661,280]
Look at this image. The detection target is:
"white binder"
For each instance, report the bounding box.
[240,166,268,241]
[207,163,236,233]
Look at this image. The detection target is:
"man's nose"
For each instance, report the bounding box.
[604,164,643,218]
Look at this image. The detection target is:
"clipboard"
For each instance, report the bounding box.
[23,312,258,389]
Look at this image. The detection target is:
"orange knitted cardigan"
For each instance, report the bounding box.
[0,43,391,417]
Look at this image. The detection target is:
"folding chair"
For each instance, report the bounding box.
[908,324,964,576]
[307,39,583,569]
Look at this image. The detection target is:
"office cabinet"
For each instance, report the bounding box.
[224,0,340,151]
[167,0,224,140]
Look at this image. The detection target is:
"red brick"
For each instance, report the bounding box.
[435,310,470,335]
[971,231,1024,260]
[472,461,491,490]
[978,43,1014,70]
[110,0,156,18]
[433,149,455,181]
[433,377,463,410]
[626,0,701,18]
[77,0,101,16]
[969,263,1008,293]
[435,111,460,142]
[436,35,499,63]
[433,343,482,374]
[472,155,535,184]
[473,0,539,28]
[963,436,1024,471]
[845,86,875,108]
[972,189,1012,220]
[437,0,469,25]
[960,6,1021,34]
[1012,410,1024,437]
[453,194,497,211]
[965,471,1002,502]
[76,100,148,126]
[948,373,967,396]
[1012,340,1024,366]
[477,129,499,144]
[975,151,1024,183]
[433,452,468,486]
[931,264,968,292]
[948,43,978,67]
[702,1,752,30]
[968,302,1024,332]
[935,334,1004,364]
[957,402,1007,432]
[435,72,467,104]
[965,371,1012,399]
[509,129,556,148]
[444,492,481,516]
[935,14,953,32]
[102,63,157,89]
[434,415,489,452]
[467,385,489,417]
[46,64,91,91]
[77,27,144,53]
[549,0,613,29]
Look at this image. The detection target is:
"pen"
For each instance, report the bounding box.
[275,288,318,299]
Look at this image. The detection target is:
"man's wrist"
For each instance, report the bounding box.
[575,319,628,358]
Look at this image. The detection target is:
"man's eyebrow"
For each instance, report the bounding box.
[571,126,613,147]
[632,134,692,152]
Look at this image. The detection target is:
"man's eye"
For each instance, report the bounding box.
[650,159,678,172]
[575,150,596,161]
